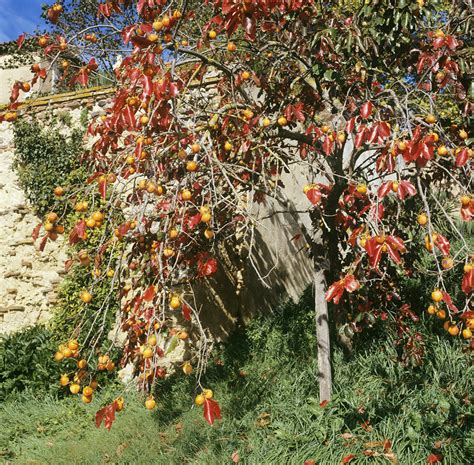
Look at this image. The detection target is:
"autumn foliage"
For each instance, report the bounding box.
[1,0,472,429]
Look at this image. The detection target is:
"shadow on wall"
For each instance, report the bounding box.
[195,197,313,341]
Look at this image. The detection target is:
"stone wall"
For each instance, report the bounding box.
[0,87,114,334]
[0,122,66,332]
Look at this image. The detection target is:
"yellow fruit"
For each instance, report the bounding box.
[115,397,125,411]
[191,143,201,154]
[203,388,213,399]
[459,129,468,140]
[153,20,163,31]
[437,145,448,156]
[356,184,367,195]
[60,375,69,386]
[262,117,271,127]
[241,70,251,80]
[143,347,153,359]
[460,195,471,207]
[433,29,445,39]
[145,397,156,410]
[54,351,64,362]
[107,268,115,278]
[436,309,446,319]
[148,335,157,346]
[70,383,80,394]
[170,296,181,310]
[83,386,93,397]
[337,132,346,143]
[77,359,87,369]
[182,190,192,201]
[448,325,459,336]
[224,141,233,151]
[54,186,65,196]
[80,290,92,303]
[92,211,104,222]
[44,222,54,232]
[277,116,288,127]
[227,42,236,52]
[163,248,175,258]
[195,394,205,406]
[417,213,428,226]
[464,263,473,273]
[82,394,92,404]
[208,30,217,39]
[47,212,58,223]
[67,340,79,351]
[391,182,399,192]
[204,229,214,239]
[201,212,211,223]
[62,347,73,358]
[441,257,454,270]
[427,305,437,315]
[397,141,407,151]
[425,114,437,124]
[182,362,193,375]
[431,289,443,302]
[462,328,472,339]
[168,228,179,239]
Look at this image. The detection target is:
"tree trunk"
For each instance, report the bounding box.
[314,268,332,402]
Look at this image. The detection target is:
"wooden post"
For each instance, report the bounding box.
[314,269,332,402]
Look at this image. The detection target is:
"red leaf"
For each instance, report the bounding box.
[441,291,458,313]
[98,178,107,200]
[398,181,417,200]
[17,34,25,49]
[341,454,356,464]
[306,188,322,205]
[95,402,117,430]
[322,135,334,156]
[39,234,49,252]
[182,304,191,321]
[69,220,87,245]
[345,117,356,133]
[360,101,373,118]
[365,237,383,269]
[427,452,443,464]
[143,285,156,302]
[377,181,393,199]
[325,280,344,304]
[343,275,360,293]
[355,125,367,148]
[462,270,474,294]
[434,234,450,256]
[32,223,42,241]
[455,148,469,167]
[319,400,329,408]
[197,256,218,277]
[243,15,256,41]
[203,398,221,425]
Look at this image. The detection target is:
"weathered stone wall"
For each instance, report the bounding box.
[0,122,66,332]
[0,87,114,334]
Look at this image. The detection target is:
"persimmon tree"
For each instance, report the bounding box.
[2,0,473,426]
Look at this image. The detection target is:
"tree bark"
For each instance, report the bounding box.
[314,268,332,402]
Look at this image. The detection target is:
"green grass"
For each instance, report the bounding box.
[1,289,472,464]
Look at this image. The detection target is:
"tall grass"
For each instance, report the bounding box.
[1,289,472,464]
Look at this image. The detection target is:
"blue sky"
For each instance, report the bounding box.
[0,0,46,43]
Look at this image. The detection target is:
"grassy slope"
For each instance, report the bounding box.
[1,289,472,465]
